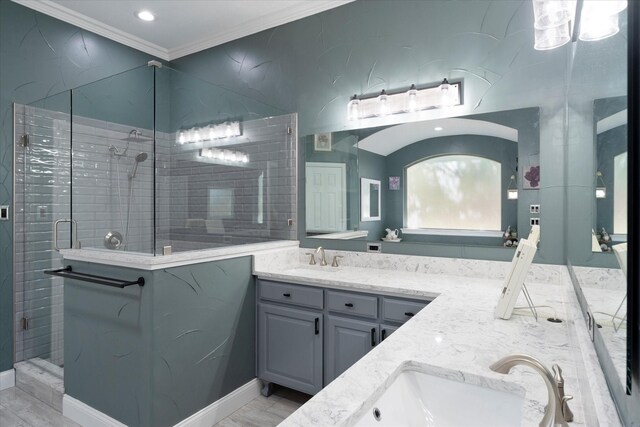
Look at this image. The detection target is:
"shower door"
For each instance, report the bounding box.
[14,99,71,367]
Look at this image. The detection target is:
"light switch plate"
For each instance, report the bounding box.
[0,205,9,220]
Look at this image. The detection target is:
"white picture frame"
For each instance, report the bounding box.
[314,133,332,152]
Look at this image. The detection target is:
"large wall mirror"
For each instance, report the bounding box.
[565,3,637,425]
[303,108,540,249]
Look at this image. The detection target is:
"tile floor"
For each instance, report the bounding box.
[214,386,310,427]
[0,384,309,427]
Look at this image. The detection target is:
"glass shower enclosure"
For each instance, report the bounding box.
[13,63,297,372]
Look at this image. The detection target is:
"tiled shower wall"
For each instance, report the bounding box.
[14,104,69,365]
[165,113,298,252]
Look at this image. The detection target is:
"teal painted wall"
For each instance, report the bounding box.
[171,0,568,265]
[0,0,153,372]
[64,257,255,426]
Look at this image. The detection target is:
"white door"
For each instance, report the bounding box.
[306,162,347,232]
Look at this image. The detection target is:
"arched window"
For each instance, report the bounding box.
[405,154,502,231]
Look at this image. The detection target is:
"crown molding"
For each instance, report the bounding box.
[12,0,353,62]
[12,0,170,60]
[167,0,354,60]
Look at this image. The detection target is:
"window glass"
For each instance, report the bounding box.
[614,151,627,234]
[406,155,501,230]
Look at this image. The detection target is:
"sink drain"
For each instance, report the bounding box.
[373,407,382,421]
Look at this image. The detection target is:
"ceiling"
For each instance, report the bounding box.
[12,0,352,61]
[357,118,519,157]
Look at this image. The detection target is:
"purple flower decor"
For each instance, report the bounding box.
[524,165,540,188]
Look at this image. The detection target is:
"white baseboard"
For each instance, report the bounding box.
[63,395,127,427]
[0,369,16,391]
[62,378,261,427]
[174,378,261,427]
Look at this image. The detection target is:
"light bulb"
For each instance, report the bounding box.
[226,122,233,138]
[242,154,249,163]
[580,11,620,41]
[532,0,575,29]
[377,90,389,116]
[177,131,186,145]
[406,84,418,112]
[439,79,456,107]
[534,23,572,50]
[193,128,202,143]
[229,152,237,162]
[347,94,360,120]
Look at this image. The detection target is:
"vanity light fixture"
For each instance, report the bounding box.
[347,79,462,121]
[199,148,249,165]
[507,175,518,200]
[136,10,155,22]
[176,121,241,145]
[532,0,627,50]
[596,171,607,198]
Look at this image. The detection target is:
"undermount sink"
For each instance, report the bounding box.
[352,368,524,427]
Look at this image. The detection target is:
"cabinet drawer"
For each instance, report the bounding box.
[258,280,323,309]
[382,297,428,324]
[326,290,378,319]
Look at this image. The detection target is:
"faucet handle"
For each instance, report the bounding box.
[305,252,317,265]
[331,255,344,267]
[561,395,574,422]
[552,364,565,386]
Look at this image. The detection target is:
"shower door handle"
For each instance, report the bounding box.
[53,219,77,251]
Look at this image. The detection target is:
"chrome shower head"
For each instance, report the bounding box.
[129,152,148,179]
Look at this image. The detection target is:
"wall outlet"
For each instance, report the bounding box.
[529,204,540,214]
[530,217,540,226]
[367,243,382,253]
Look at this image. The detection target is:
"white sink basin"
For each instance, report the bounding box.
[287,266,342,274]
[353,368,524,427]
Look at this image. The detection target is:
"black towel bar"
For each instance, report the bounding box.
[44,266,144,288]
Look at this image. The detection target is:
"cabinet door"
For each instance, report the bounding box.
[380,324,399,342]
[258,303,323,395]
[324,315,378,384]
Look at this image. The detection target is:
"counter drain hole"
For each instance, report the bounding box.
[373,407,381,421]
[547,317,563,323]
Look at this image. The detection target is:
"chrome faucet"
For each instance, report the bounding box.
[316,246,328,266]
[490,354,570,427]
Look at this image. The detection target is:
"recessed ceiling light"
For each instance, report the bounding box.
[136,10,155,22]
[434,126,443,131]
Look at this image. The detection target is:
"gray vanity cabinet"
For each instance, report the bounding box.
[257,278,430,395]
[257,303,323,395]
[324,315,378,384]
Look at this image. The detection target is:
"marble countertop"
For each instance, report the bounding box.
[254,254,620,427]
[59,240,298,270]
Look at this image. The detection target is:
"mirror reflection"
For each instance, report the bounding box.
[593,96,628,253]
[304,107,540,247]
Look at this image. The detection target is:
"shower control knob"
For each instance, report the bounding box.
[104,231,123,250]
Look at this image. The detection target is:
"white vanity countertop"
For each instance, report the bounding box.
[254,258,620,427]
[59,240,299,270]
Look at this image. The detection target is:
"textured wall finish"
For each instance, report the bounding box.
[170,0,570,264]
[0,0,154,372]
[64,257,255,427]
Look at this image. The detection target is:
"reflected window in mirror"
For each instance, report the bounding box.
[405,155,501,231]
[613,152,627,234]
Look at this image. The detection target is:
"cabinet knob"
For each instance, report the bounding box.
[283,293,291,297]
[371,328,376,347]
[404,312,414,317]
[345,303,354,308]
